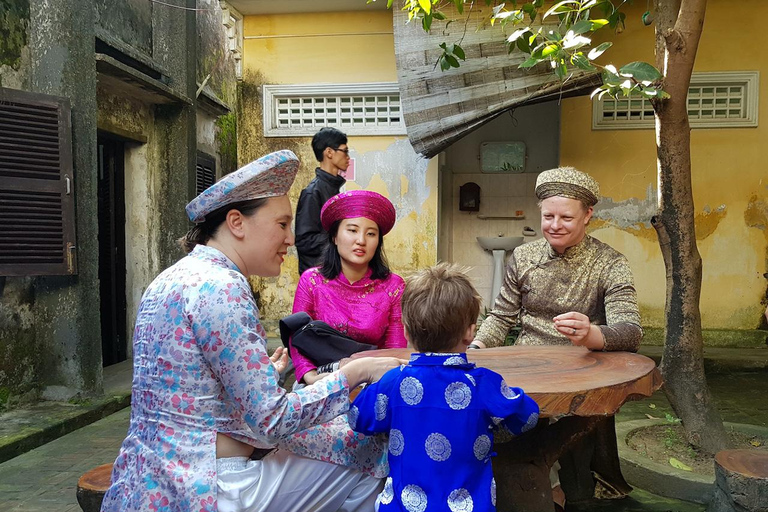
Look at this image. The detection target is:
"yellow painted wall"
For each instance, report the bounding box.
[241,11,438,330]
[560,1,768,330]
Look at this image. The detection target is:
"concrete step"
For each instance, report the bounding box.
[0,360,132,464]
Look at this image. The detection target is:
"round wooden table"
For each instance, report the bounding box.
[354,345,662,512]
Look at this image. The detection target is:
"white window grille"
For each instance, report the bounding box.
[263,83,406,137]
[220,1,243,80]
[593,71,759,130]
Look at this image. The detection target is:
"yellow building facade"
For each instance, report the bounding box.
[240,2,767,343]
[239,9,438,331]
[561,1,768,338]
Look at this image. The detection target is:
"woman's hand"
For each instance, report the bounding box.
[340,357,408,389]
[553,312,605,350]
[270,346,289,373]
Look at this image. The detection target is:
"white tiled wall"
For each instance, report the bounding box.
[449,173,542,307]
[438,100,559,308]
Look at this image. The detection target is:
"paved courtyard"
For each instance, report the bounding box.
[0,366,765,511]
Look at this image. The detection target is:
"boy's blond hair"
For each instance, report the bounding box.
[401,263,482,352]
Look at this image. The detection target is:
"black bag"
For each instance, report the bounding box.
[279,312,374,367]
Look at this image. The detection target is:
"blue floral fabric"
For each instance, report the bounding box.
[349,353,539,512]
[101,245,387,512]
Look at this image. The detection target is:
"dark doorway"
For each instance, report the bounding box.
[97,136,127,366]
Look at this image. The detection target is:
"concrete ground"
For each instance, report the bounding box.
[0,348,766,511]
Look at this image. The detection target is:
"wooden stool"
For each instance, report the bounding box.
[707,449,768,512]
[76,463,113,512]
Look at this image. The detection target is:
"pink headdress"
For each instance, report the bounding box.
[320,190,397,235]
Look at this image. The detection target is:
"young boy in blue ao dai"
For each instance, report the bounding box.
[348,263,539,512]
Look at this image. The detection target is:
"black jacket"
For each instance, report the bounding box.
[295,168,346,274]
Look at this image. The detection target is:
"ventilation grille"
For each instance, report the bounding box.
[196,153,216,195]
[0,189,64,263]
[0,100,61,180]
[593,71,759,130]
[263,83,407,137]
[275,95,402,130]
[0,87,74,276]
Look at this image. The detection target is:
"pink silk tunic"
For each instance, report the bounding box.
[291,267,408,382]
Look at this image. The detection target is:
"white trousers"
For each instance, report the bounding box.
[217,449,384,512]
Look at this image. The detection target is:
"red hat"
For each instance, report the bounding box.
[320,190,397,235]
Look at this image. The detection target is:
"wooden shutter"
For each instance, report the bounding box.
[196,152,216,195]
[0,87,76,276]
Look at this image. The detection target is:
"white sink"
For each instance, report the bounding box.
[477,236,524,251]
[476,236,525,308]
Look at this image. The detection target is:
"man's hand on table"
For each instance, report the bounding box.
[553,312,605,350]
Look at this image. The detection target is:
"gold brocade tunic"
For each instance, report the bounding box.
[475,235,642,351]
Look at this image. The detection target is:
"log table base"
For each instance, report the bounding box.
[354,346,662,512]
[707,449,768,512]
[76,463,113,512]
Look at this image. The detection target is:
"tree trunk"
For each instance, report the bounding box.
[651,0,728,454]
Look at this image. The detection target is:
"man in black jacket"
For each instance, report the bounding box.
[295,127,349,274]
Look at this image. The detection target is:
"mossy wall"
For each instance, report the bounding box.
[0,0,30,88]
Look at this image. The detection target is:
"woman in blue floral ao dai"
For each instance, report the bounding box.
[101,150,405,512]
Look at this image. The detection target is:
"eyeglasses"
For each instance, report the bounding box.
[332,147,350,155]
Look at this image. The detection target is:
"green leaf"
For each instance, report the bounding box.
[590,18,609,29]
[587,41,612,60]
[543,0,579,20]
[669,458,693,472]
[418,0,432,15]
[543,29,562,42]
[445,54,460,68]
[387,0,394,7]
[619,61,662,82]
[642,88,660,98]
[517,33,532,52]
[570,19,593,35]
[422,14,433,31]
[519,56,541,68]
[433,11,446,20]
[440,55,451,71]
[554,60,567,80]
[523,3,535,13]
[454,0,464,14]
[572,53,595,71]
[507,27,530,43]
[452,44,466,60]
[541,44,559,57]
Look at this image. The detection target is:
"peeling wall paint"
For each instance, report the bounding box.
[349,139,431,219]
[593,185,728,242]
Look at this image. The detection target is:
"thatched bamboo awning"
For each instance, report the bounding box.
[392,6,600,158]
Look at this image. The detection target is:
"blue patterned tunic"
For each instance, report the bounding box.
[101,245,387,512]
[349,353,539,512]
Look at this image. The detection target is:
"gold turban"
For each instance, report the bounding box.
[535,166,600,206]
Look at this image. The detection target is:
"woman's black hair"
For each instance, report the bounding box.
[319,219,391,281]
[178,197,268,253]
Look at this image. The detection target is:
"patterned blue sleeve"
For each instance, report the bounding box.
[188,272,351,445]
[348,368,399,435]
[477,369,540,435]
